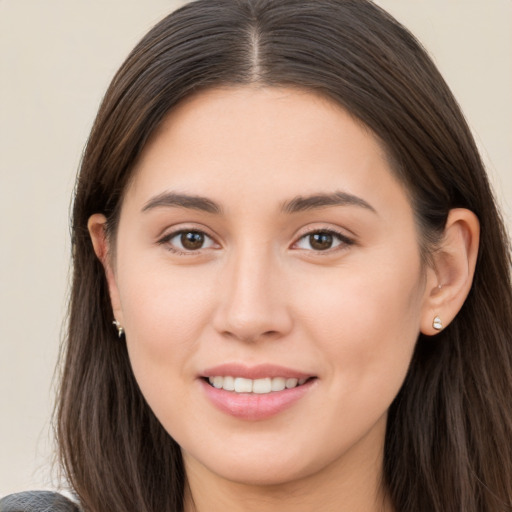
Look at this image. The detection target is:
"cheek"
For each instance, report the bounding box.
[284,257,425,463]
[117,262,217,382]
[117,263,221,439]
[294,249,425,393]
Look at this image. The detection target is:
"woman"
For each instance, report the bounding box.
[4,0,511,511]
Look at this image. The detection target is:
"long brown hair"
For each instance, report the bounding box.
[57,1,512,510]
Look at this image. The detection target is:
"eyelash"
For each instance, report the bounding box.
[157,229,217,255]
[157,228,354,255]
[293,229,354,253]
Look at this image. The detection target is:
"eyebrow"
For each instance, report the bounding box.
[141,190,376,216]
[142,192,222,214]
[281,191,376,214]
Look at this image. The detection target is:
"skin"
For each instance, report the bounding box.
[89,86,479,512]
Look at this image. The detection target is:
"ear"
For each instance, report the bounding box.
[88,213,124,326]
[420,208,480,335]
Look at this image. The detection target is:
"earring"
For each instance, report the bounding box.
[432,315,443,331]
[113,319,124,338]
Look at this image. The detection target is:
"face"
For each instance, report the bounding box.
[98,87,433,487]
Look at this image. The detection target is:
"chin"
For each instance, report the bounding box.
[182,434,343,488]
[202,457,314,487]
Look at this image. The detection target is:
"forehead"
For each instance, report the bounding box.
[141,85,383,162]
[126,86,408,215]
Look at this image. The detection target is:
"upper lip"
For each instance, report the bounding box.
[201,363,314,380]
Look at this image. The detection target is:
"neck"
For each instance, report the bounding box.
[184,462,392,512]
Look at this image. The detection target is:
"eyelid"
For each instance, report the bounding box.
[291,226,355,252]
[155,223,355,255]
[157,225,221,254]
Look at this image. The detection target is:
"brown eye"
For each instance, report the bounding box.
[309,232,333,250]
[294,230,353,252]
[161,229,216,253]
[180,231,205,250]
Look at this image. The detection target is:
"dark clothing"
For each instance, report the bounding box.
[0,491,80,512]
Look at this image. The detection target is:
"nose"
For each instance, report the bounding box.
[212,245,293,343]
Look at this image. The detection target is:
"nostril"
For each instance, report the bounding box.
[220,329,281,343]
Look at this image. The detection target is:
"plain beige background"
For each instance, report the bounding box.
[1,0,511,497]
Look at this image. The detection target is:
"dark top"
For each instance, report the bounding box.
[0,491,81,512]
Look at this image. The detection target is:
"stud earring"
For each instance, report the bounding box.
[113,319,124,338]
[432,315,443,331]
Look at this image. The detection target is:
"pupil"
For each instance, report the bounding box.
[310,232,333,250]
[181,231,204,250]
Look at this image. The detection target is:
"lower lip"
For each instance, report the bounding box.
[200,378,316,421]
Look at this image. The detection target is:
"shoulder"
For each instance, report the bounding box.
[0,491,81,512]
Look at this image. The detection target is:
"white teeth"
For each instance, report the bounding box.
[234,377,253,393]
[252,378,272,394]
[285,378,298,389]
[271,377,286,392]
[222,375,235,391]
[208,375,308,394]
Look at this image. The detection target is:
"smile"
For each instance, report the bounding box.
[201,365,317,420]
[207,376,309,394]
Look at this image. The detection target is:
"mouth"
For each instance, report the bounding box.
[204,375,313,394]
[200,363,317,419]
